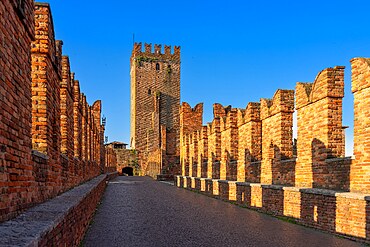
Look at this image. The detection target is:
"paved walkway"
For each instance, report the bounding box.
[83,176,363,247]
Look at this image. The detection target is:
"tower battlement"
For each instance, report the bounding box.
[131,42,180,63]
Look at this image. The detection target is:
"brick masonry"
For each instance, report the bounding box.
[105,142,138,175]
[130,43,180,179]
[0,173,118,247]
[178,60,370,243]
[0,1,116,224]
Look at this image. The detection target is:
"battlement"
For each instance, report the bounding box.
[237,102,260,127]
[213,103,231,119]
[220,108,238,131]
[296,66,345,109]
[351,58,370,93]
[260,89,294,120]
[181,102,203,113]
[131,42,180,62]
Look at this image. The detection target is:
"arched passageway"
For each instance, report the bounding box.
[122,167,134,176]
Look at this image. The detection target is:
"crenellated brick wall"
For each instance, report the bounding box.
[237,103,261,182]
[178,59,370,243]
[179,102,203,176]
[0,2,115,223]
[260,90,295,185]
[220,108,238,181]
[296,66,346,189]
[0,0,35,222]
[350,58,370,193]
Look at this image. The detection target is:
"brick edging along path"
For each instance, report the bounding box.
[0,172,118,247]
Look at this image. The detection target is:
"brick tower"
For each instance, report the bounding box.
[130,43,181,178]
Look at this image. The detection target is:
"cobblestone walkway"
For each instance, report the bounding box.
[83,176,363,247]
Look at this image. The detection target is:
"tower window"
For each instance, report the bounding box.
[167,65,172,74]
[156,63,160,71]
[148,89,151,95]
[15,0,26,19]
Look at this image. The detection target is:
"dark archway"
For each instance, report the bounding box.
[122,167,134,176]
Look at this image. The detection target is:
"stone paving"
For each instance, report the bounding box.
[83,176,364,247]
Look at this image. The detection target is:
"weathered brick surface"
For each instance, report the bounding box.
[296,66,346,189]
[60,56,74,161]
[220,108,238,180]
[130,43,181,178]
[260,90,295,185]
[105,144,137,175]
[105,146,118,173]
[0,174,114,247]
[237,103,261,182]
[0,0,34,223]
[283,187,301,218]
[0,2,111,223]
[207,104,225,178]
[198,127,208,177]
[180,102,203,176]
[351,58,370,193]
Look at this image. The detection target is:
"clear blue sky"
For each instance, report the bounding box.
[47,0,370,155]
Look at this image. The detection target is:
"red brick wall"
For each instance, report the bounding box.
[61,56,74,161]
[198,126,208,178]
[0,2,108,223]
[0,0,34,222]
[105,146,117,172]
[32,3,62,170]
[260,90,295,185]
[207,115,221,178]
[220,108,238,180]
[296,66,345,189]
[237,103,261,182]
[351,58,370,193]
[180,102,203,176]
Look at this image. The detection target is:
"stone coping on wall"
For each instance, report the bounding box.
[180,175,370,201]
[219,180,237,184]
[31,150,49,160]
[280,158,297,164]
[0,173,116,246]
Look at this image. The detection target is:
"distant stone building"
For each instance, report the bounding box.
[105,141,138,175]
[130,43,181,178]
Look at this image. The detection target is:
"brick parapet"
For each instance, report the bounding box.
[0,1,107,223]
[220,108,238,180]
[60,56,74,160]
[73,79,82,159]
[260,89,294,184]
[350,58,370,193]
[295,66,345,189]
[31,3,62,162]
[237,103,262,182]
[180,102,203,176]
[0,174,110,246]
[207,117,221,178]
[0,0,34,222]
[197,126,208,177]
